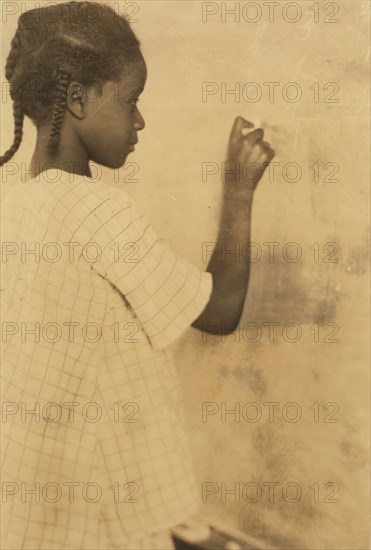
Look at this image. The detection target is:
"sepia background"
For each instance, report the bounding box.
[1,1,370,548]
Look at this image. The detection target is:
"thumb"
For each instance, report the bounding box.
[229,116,254,144]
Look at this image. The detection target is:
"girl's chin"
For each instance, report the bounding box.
[115,154,129,166]
[100,147,134,168]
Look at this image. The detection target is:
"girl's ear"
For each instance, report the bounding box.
[66,82,86,119]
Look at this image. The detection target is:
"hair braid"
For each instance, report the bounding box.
[47,71,70,154]
[5,28,22,81]
[0,101,24,167]
[0,28,24,167]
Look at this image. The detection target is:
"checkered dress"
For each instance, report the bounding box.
[1,169,212,549]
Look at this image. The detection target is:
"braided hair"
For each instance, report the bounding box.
[47,71,70,154]
[0,2,142,166]
[0,29,24,166]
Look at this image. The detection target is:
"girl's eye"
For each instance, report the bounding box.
[130,98,139,109]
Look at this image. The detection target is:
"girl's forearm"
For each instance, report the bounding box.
[192,185,254,334]
[192,116,275,335]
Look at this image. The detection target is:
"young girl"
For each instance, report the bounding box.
[1,3,274,549]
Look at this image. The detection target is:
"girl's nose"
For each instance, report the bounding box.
[134,108,145,131]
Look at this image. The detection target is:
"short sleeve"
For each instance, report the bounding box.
[73,185,212,350]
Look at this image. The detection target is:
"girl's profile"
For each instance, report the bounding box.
[1,2,274,549]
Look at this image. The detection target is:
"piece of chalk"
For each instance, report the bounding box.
[242,120,262,135]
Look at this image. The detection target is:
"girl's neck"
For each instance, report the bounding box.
[29,126,91,179]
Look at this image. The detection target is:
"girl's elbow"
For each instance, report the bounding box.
[200,317,241,335]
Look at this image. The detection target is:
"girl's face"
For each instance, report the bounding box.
[80,59,147,168]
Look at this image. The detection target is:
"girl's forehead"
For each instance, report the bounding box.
[102,61,146,99]
[120,60,147,87]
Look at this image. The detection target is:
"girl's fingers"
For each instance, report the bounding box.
[228,117,275,176]
[260,140,271,150]
[258,148,276,168]
[249,142,275,166]
[253,140,275,156]
[230,116,254,144]
[246,127,264,143]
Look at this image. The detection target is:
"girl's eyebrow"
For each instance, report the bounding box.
[134,86,144,95]
[123,82,144,95]
[129,88,144,100]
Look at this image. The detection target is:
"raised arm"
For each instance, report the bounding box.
[192,116,275,334]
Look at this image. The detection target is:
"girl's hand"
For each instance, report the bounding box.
[225,116,275,192]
